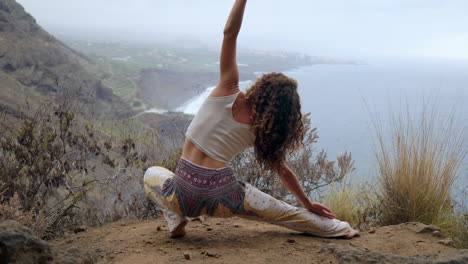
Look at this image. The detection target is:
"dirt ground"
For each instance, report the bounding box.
[50,217,463,264]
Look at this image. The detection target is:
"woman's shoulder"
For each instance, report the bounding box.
[208,84,240,98]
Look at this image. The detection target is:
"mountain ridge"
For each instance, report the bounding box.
[0,0,133,119]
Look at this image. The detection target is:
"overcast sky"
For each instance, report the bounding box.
[16,0,468,59]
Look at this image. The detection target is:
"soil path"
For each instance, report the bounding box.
[50,217,463,264]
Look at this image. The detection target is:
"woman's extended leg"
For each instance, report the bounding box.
[144,167,188,238]
[144,164,356,238]
[231,183,354,238]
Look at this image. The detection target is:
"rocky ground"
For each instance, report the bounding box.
[4,217,465,264]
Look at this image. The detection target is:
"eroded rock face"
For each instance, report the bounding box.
[0,220,53,264]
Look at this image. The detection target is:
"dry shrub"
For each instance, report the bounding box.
[0,96,182,237]
[70,119,185,225]
[232,113,355,203]
[0,97,107,235]
[373,105,467,247]
[0,192,47,237]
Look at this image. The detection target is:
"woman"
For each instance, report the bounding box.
[144,0,359,239]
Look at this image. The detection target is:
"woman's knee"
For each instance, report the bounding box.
[143,166,174,186]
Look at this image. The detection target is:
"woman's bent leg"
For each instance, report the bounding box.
[236,183,352,238]
[144,166,188,233]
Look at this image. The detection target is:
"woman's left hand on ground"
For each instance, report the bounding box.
[305,202,336,219]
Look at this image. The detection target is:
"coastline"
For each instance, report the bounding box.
[164,66,317,115]
[174,80,253,115]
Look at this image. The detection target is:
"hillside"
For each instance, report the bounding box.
[0,0,132,118]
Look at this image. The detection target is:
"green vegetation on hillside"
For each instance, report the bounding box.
[62,38,322,111]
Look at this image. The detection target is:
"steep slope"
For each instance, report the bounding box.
[0,0,132,118]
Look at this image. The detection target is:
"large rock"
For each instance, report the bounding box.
[0,221,94,264]
[0,220,53,264]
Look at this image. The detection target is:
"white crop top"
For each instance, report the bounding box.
[185,91,255,163]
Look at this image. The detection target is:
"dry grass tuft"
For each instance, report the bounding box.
[322,182,380,231]
[323,184,360,227]
[373,106,467,247]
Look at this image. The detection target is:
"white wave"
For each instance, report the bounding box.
[145,107,168,114]
[176,80,253,115]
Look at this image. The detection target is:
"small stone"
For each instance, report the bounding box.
[438,239,455,247]
[287,239,296,244]
[433,230,445,238]
[410,223,441,234]
[216,222,221,225]
[368,229,376,234]
[73,226,87,234]
[157,226,162,231]
[207,228,213,231]
[184,253,191,260]
[234,224,240,228]
[207,252,221,258]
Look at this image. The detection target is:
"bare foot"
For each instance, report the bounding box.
[170,220,188,238]
[344,228,360,239]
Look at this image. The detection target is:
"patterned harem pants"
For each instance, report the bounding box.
[144,158,352,237]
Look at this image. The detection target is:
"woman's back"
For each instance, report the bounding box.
[182,91,253,169]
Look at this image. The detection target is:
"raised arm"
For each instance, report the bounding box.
[211,0,247,96]
[277,162,336,219]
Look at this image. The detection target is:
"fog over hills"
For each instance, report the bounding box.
[15,0,468,59]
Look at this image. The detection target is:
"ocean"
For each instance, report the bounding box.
[176,57,468,188]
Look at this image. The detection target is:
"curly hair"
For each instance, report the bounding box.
[245,72,305,172]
